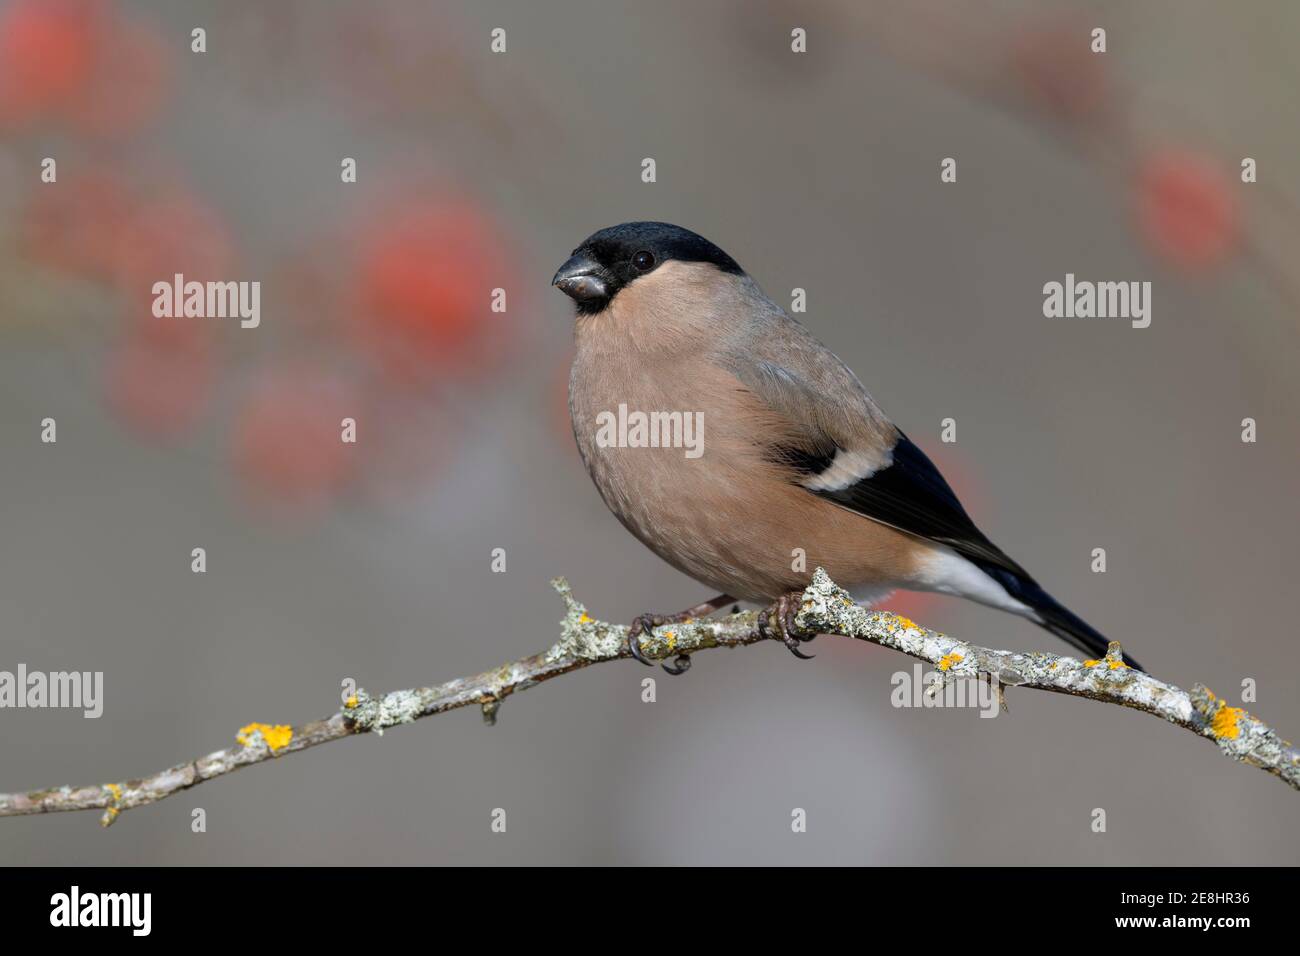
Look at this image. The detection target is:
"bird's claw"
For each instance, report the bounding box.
[661,653,692,675]
[627,614,661,667]
[758,591,816,659]
[626,595,737,674]
[627,613,693,674]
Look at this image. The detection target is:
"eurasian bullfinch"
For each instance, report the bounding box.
[553,221,1140,673]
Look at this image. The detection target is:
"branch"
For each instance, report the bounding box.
[2,569,1296,826]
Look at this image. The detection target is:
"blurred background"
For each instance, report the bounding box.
[2,0,1298,865]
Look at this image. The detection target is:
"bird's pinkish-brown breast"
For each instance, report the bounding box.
[568,263,924,603]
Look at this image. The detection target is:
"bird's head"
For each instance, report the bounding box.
[551,221,742,315]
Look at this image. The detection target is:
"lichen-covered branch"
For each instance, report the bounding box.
[1,568,1296,827]
[796,570,1300,791]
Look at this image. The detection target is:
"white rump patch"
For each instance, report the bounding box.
[849,584,897,608]
[912,547,1038,618]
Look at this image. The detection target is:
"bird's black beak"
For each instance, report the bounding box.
[552,253,611,308]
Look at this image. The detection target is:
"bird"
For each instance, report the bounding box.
[552,221,1140,674]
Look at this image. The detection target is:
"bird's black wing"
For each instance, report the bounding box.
[778,429,1030,579]
[725,352,1023,574]
[777,431,1136,664]
[734,353,1136,666]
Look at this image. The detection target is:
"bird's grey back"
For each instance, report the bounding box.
[714,276,896,457]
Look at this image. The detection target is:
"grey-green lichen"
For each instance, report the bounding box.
[546,576,757,663]
[342,688,423,736]
[546,577,627,661]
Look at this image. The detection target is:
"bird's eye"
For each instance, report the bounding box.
[632,250,655,272]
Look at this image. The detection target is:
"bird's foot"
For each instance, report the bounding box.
[626,594,735,675]
[627,613,678,669]
[758,591,816,659]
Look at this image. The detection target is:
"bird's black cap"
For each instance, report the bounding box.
[552,221,742,314]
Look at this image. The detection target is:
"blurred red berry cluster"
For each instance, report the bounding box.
[1004,17,1243,275]
[21,171,234,442]
[0,0,169,137]
[5,1,519,516]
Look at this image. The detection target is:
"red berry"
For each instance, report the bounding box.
[0,0,101,128]
[356,197,508,381]
[1134,149,1239,271]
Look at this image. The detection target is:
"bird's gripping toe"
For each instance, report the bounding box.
[625,594,735,675]
[758,591,817,659]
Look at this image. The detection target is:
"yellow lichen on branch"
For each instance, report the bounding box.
[937,652,964,671]
[236,723,294,753]
[1203,689,1247,741]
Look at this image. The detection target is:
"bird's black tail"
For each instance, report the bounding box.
[981,566,1143,671]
